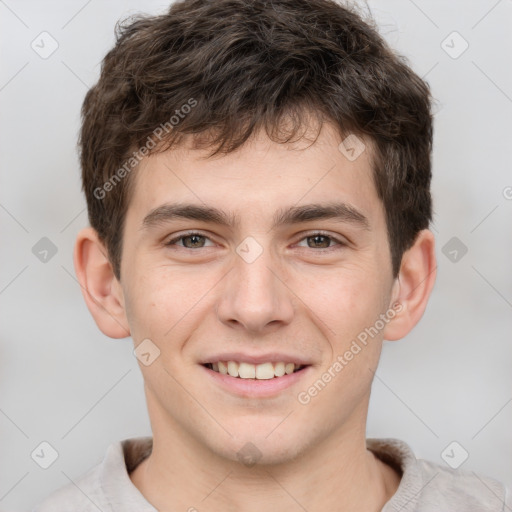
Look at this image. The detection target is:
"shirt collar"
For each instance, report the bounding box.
[99,436,421,511]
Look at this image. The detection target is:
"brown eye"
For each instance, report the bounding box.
[181,234,206,248]
[166,232,214,248]
[296,232,344,250]
[307,235,332,248]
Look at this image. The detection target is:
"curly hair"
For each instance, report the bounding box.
[79,0,433,279]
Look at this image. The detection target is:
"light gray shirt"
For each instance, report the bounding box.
[33,437,511,511]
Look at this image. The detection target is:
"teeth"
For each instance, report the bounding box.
[255,362,274,380]
[274,362,285,377]
[227,361,239,377]
[238,362,256,379]
[207,361,305,379]
[285,363,295,375]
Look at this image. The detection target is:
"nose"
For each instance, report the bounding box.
[215,243,295,334]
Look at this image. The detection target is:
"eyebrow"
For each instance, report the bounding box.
[141,201,370,231]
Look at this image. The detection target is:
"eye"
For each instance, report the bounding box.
[164,231,346,251]
[296,232,345,250]
[165,232,215,249]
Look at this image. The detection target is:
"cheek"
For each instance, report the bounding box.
[312,280,386,408]
[122,264,172,339]
[311,264,384,329]
[309,266,389,380]
[123,262,216,348]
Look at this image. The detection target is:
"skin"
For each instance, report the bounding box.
[75,121,436,511]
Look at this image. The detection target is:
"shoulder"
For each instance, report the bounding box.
[32,437,153,512]
[32,462,103,512]
[415,457,507,510]
[368,438,509,512]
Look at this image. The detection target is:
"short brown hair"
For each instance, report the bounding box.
[79,0,433,280]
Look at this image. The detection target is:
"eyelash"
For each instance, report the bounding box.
[165,231,346,252]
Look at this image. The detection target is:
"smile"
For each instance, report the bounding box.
[204,361,307,379]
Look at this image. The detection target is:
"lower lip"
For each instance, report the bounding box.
[201,364,312,398]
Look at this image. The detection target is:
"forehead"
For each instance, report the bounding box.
[126,124,384,231]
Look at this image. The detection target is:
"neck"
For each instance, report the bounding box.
[130,396,400,511]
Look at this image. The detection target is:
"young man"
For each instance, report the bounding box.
[35,0,509,510]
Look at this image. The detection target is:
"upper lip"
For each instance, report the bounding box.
[200,352,313,366]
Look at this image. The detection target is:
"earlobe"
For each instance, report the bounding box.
[73,227,130,339]
[382,229,437,341]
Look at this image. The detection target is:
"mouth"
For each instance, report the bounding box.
[202,361,309,380]
[201,360,312,398]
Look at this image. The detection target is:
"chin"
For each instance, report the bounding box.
[208,428,307,467]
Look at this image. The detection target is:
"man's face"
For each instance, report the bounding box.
[118,123,397,464]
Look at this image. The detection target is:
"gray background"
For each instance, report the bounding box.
[1,0,511,510]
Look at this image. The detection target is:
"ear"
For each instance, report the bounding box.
[383,229,436,341]
[73,227,130,338]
